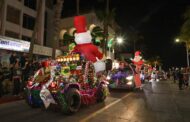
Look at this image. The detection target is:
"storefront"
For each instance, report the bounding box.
[0,36,63,68]
[0,36,63,97]
[0,36,30,68]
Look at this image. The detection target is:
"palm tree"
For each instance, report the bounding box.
[179,6,190,42]
[96,0,120,56]
[29,0,43,61]
[76,0,79,15]
[0,0,5,35]
[52,0,64,59]
[146,56,162,67]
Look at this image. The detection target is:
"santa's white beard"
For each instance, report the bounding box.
[74,31,92,44]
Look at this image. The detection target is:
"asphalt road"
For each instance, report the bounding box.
[0,80,190,122]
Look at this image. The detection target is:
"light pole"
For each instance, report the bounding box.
[113,37,123,59]
[107,36,123,59]
[175,38,189,67]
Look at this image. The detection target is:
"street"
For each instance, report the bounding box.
[1,80,190,122]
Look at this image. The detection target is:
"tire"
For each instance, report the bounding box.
[97,84,108,102]
[64,88,81,114]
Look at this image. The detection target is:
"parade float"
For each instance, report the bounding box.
[25,53,109,114]
[25,16,109,114]
[107,61,136,90]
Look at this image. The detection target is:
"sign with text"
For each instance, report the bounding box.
[0,36,30,52]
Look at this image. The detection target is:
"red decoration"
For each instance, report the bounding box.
[74,16,87,33]
[73,44,103,63]
[72,16,103,63]
[132,51,144,88]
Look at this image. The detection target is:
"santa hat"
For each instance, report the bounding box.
[73,16,92,44]
[135,51,141,56]
[74,16,87,33]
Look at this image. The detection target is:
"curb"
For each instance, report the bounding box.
[0,96,24,104]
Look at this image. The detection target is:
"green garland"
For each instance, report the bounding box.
[56,91,68,113]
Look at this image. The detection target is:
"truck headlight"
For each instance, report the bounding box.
[126,76,133,80]
[127,81,133,85]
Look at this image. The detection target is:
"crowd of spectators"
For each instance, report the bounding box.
[0,53,42,97]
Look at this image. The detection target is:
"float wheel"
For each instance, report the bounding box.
[64,88,81,114]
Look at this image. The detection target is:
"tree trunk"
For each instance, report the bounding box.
[76,0,79,15]
[52,0,64,59]
[0,0,5,35]
[103,0,109,57]
[29,0,43,61]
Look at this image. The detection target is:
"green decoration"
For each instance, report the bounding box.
[69,43,76,52]
[70,64,77,70]
[57,91,68,113]
[107,38,114,48]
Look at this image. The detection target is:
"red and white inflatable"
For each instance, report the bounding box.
[132,51,144,88]
[72,16,105,73]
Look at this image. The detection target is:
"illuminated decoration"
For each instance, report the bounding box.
[107,38,114,48]
[57,58,61,62]
[61,66,70,77]
[56,54,80,63]
[50,82,56,88]
[0,36,30,52]
[25,52,109,113]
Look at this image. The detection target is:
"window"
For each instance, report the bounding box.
[24,0,37,10]
[22,35,31,42]
[6,5,20,25]
[23,14,35,30]
[5,30,19,39]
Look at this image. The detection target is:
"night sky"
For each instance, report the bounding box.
[62,0,190,69]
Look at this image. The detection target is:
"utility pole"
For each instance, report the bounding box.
[76,0,79,15]
[185,41,189,67]
[104,0,109,57]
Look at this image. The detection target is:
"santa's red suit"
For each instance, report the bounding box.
[72,16,105,72]
[73,43,103,63]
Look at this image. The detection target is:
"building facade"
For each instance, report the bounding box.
[0,0,62,56]
[0,0,46,45]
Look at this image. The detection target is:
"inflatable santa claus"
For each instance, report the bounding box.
[72,16,105,73]
[132,51,144,88]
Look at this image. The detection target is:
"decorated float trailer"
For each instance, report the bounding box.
[25,53,109,114]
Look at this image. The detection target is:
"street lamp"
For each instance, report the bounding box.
[116,37,123,44]
[107,36,124,59]
[175,38,189,67]
[175,38,180,43]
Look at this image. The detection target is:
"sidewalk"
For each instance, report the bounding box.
[0,93,24,104]
[143,80,190,122]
